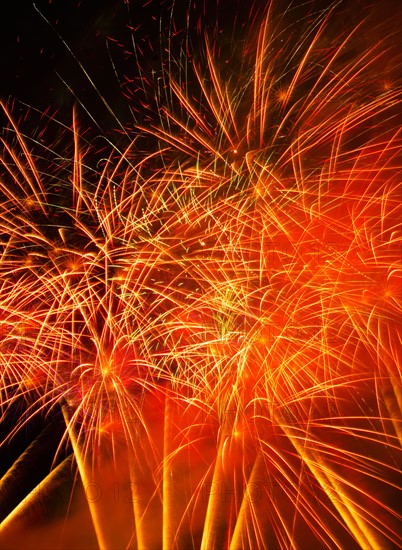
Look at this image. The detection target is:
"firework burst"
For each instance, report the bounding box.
[1,1,401,549]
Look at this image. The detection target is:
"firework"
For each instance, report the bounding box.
[1,1,401,549]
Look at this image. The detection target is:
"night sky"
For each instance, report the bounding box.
[2,0,147,133]
[1,0,252,134]
[2,1,399,125]
[3,0,380,130]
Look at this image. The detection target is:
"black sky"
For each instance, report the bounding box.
[1,1,218,134]
[2,0,399,133]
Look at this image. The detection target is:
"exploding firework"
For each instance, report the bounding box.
[0,1,401,549]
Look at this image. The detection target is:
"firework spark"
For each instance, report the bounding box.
[1,1,401,549]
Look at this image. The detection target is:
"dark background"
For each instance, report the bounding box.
[0,0,256,137]
[1,0,399,133]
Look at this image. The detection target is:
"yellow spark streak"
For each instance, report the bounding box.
[0,457,71,533]
[62,406,109,550]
